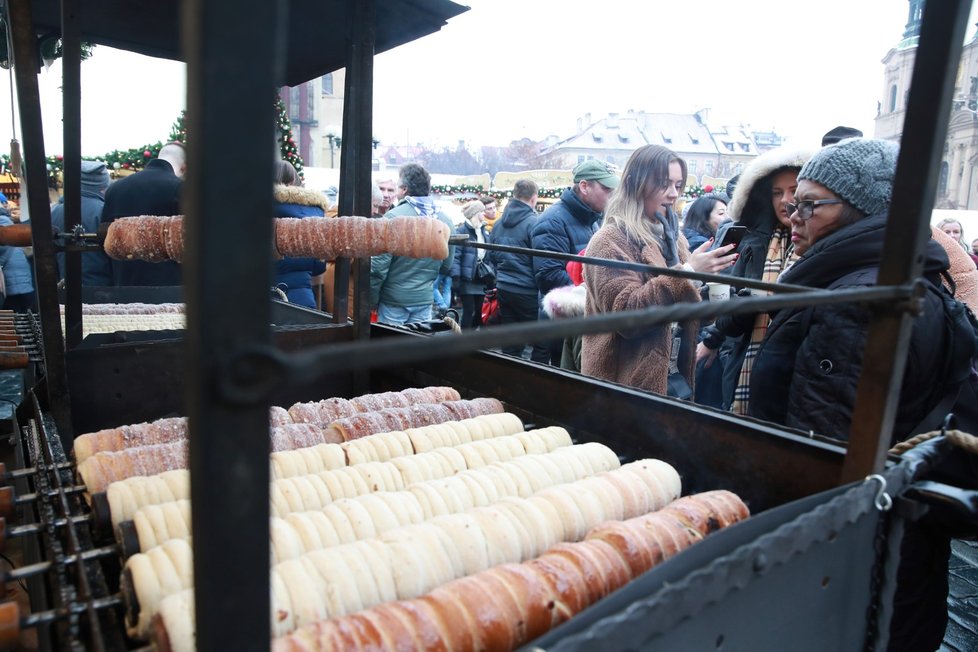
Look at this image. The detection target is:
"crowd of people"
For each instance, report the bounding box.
[21,136,978,448]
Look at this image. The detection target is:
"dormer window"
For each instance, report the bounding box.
[689,133,699,145]
[661,132,672,144]
[618,134,630,144]
[724,142,734,152]
[740,143,750,152]
[592,133,604,143]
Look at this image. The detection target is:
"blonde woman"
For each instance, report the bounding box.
[582,145,736,395]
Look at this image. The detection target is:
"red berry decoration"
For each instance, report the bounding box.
[704,185,714,193]
[144,150,152,157]
[56,154,64,161]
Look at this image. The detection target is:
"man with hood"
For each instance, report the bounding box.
[51,160,113,285]
[531,160,619,364]
[487,179,540,358]
[696,145,814,412]
[370,163,455,325]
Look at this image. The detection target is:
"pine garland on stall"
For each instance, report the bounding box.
[12,98,307,188]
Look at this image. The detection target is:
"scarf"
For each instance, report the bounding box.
[731,225,795,415]
[404,196,438,216]
[467,220,487,260]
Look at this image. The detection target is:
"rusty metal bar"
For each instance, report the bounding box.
[8,0,74,444]
[61,0,83,350]
[841,0,971,483]
[216,284,914,403]
[181,0,284,647]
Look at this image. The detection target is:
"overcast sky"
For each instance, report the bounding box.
[0,0,974,156]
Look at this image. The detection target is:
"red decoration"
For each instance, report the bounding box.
[143,150,152,158]
[56,154,64,161]
[704,185,714,193]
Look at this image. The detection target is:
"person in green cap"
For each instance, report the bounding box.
[529,159,620,364]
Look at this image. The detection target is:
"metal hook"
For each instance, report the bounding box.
[864,474,892,512]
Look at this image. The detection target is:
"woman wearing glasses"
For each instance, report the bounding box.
[581,145,737,395]
[696,145,813,413]
[747,138,954,442]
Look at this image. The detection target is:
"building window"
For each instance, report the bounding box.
[577,155,586,164]
[739,143,750,152]
[689,133,699,145]
[889,84,898,112]
[661,133,672,144]
[322,73,334,95]
[723,142,734,152]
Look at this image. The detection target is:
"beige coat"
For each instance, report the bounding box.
[581,223,701,395]
[931,226,978,313]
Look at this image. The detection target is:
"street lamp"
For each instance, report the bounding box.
[325,125,342,168]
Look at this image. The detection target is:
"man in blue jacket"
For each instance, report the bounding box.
[488,179,542,359]
[530,160,618,364]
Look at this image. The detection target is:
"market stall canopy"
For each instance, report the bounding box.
[27,0,469,86]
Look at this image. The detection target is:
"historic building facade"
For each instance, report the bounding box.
[875,0,978,209]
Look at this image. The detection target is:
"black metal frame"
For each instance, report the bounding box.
[2,0,971,649]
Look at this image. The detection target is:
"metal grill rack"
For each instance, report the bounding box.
[1,392,125,651]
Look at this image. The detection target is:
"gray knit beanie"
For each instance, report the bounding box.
[80,160,109,193]
[798,138,899,216]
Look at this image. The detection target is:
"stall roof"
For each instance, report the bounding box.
[28,0,469,86]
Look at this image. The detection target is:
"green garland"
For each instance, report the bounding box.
[431,184,567,200]
[4,100,307,188]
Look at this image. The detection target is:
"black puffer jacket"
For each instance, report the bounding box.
[530,188,602,294]
[748,212,952,443]
[488,199,538,295]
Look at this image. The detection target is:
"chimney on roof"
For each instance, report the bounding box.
[577,117,583,133]
[584,112,592,126]
[607,112,619,128]
[694,108,710,125]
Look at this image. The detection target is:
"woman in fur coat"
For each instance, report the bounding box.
[273,161,330,309]
[581,145,737,395]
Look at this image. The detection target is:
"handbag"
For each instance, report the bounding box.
[667,371,694,400]
[475,258,496,284]
[666,324,693,400]
[481,288,501,326]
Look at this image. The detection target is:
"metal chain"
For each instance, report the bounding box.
[863,506,892,652]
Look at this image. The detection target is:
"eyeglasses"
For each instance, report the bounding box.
[785,199,844,220]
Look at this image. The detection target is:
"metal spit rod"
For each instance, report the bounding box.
[26,391,115,651]
[3,544,118,586]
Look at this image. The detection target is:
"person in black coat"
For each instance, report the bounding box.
[450,200,492,329]
[697,145,813,412]
[100,142,185,286]
[531,160,619,364]
[488,179,540,357]
[748,138,951,442]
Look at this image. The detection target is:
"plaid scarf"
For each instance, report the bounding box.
[731,226,795,415]
[404,196,438,216]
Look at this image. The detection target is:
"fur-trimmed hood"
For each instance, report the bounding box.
[728,145,815,227]
[273,184,332,213]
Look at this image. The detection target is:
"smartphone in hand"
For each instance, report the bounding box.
[717,225,748,249]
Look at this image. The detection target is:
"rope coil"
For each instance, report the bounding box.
[888,428,978,456]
